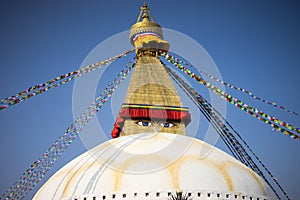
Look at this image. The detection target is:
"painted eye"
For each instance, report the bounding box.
[160,122,175,128]
[137,121,152,127]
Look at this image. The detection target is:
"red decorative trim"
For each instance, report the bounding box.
[119,108,191,123]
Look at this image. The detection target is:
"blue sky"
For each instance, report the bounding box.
[0,1,299,199]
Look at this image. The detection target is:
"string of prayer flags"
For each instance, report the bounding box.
[0,49,134,111]
[160,50,299,140]
[161,51,298,116]
[1,60,136,200]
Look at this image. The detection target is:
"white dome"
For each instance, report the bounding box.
[34,133,276,200]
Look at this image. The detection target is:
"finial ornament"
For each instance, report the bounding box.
[130,3,170,54]
[136,2,154,23]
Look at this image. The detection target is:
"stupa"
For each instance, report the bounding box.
[33,3,276,200]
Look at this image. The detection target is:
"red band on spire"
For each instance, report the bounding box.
[119,107,191,124]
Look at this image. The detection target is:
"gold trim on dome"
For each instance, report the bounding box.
[121,104,189,112]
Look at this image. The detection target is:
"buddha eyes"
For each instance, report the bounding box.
[137,121,152,127]
[136,121,175,128]
[161,122,174,128]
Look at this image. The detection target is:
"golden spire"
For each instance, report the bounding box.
[111,3,190,138]
[130,2,169,56]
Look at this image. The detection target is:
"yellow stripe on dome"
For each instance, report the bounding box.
[121,104,189,112]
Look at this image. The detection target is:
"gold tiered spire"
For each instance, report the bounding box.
[111,3,190,138]
[124,57,182,106]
